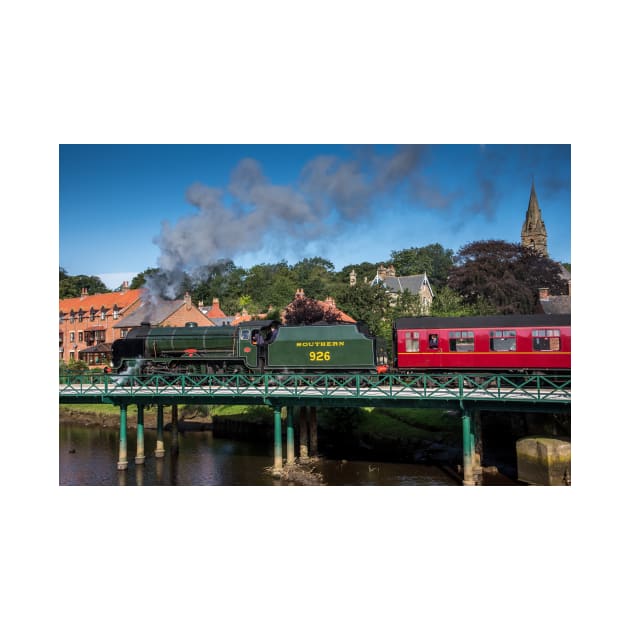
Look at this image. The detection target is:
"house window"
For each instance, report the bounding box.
[59,312,64,324]
[113,307,119,319]
[59,333,63,345]
[78,332,83,342]
[69,312,75,323]
[120,329,127,338]
[69,352,75,361]
[101,310,106,320]
[449,331,475,352]
[78,312,84,323]
[490,330,517,352]
[70,332,75,342]
[404,331,419,352]
[90,309,95,322]
[532,329,561,351]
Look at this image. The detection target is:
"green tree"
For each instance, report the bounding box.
[130,267,160,289]
[337,261,385,286]
[291,257,338,300]
[429,286,494,317]
[389,243,454,288]
[59,270,109,298]
[336,282,391,337]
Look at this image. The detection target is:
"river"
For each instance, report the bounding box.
[59,424,459,486]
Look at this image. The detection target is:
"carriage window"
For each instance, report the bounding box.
[490,330,516,352]
[404,331,419,352]
[532,329,561,351]
[449,331,474,352]
[428,334,439,349]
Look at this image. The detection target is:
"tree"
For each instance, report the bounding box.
[283,297,341,325]
[130,268,160,289]
[429,286,494,317]
[59,271,109,298]
[389,243,454,289]
[447,240,569,314]
[336,282,391,337]
[291,257,339,300]
[337,261,385,287]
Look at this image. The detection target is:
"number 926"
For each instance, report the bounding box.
[309,351,331,361]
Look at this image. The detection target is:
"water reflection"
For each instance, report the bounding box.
[60,425,458,486]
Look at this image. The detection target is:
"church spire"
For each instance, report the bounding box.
[521,178,548,256]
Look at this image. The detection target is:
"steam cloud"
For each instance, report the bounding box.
[149,144,548,300]
[149,145,448,298]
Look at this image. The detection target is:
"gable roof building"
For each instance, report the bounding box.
[114,292,213,328]
[367,265,434,313]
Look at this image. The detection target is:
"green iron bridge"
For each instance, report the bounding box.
[59,372,570,484]
[59,372,570,409]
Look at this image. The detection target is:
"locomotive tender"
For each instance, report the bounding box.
[111,313,570,376]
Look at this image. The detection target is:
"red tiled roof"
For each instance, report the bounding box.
[206,301,227,318]
[59,288,144,313]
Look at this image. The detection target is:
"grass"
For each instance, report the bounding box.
[59,403,459,443]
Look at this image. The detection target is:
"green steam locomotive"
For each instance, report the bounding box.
[111,320,383,374]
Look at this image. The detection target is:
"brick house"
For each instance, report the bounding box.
[59,282,143,366]
[113,292,214,330]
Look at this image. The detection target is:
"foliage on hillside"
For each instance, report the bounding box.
[61,241,570,326]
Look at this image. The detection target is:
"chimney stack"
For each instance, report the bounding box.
[81,287,88,298]
[184,292,192,310]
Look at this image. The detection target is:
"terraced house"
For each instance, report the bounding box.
[59,281,143,366]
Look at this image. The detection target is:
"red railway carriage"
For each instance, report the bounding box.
[393,314,570,373]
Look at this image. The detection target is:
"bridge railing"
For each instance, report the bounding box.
[59,371,571,403]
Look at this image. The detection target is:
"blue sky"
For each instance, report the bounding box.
[59,144,570,290]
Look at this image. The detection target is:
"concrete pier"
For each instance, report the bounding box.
[516,437,571,485]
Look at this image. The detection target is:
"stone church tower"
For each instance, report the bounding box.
[521,180,548,256]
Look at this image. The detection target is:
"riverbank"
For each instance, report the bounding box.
[59,403,464,465]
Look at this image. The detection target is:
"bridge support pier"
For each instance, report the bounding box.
[286,407,295,465]
[473,410,483,484]
[273,407,283,473]
[461,407,475,486]
[299,407,309,460]
[117,403,128,470]
[171,404,179,453]
[308,407,318,456]
[135,404,146,464]
[155,404,165,458]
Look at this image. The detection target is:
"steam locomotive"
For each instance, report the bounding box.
[111,313,570,375]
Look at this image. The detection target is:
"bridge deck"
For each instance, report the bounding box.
[59,372,570,410]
